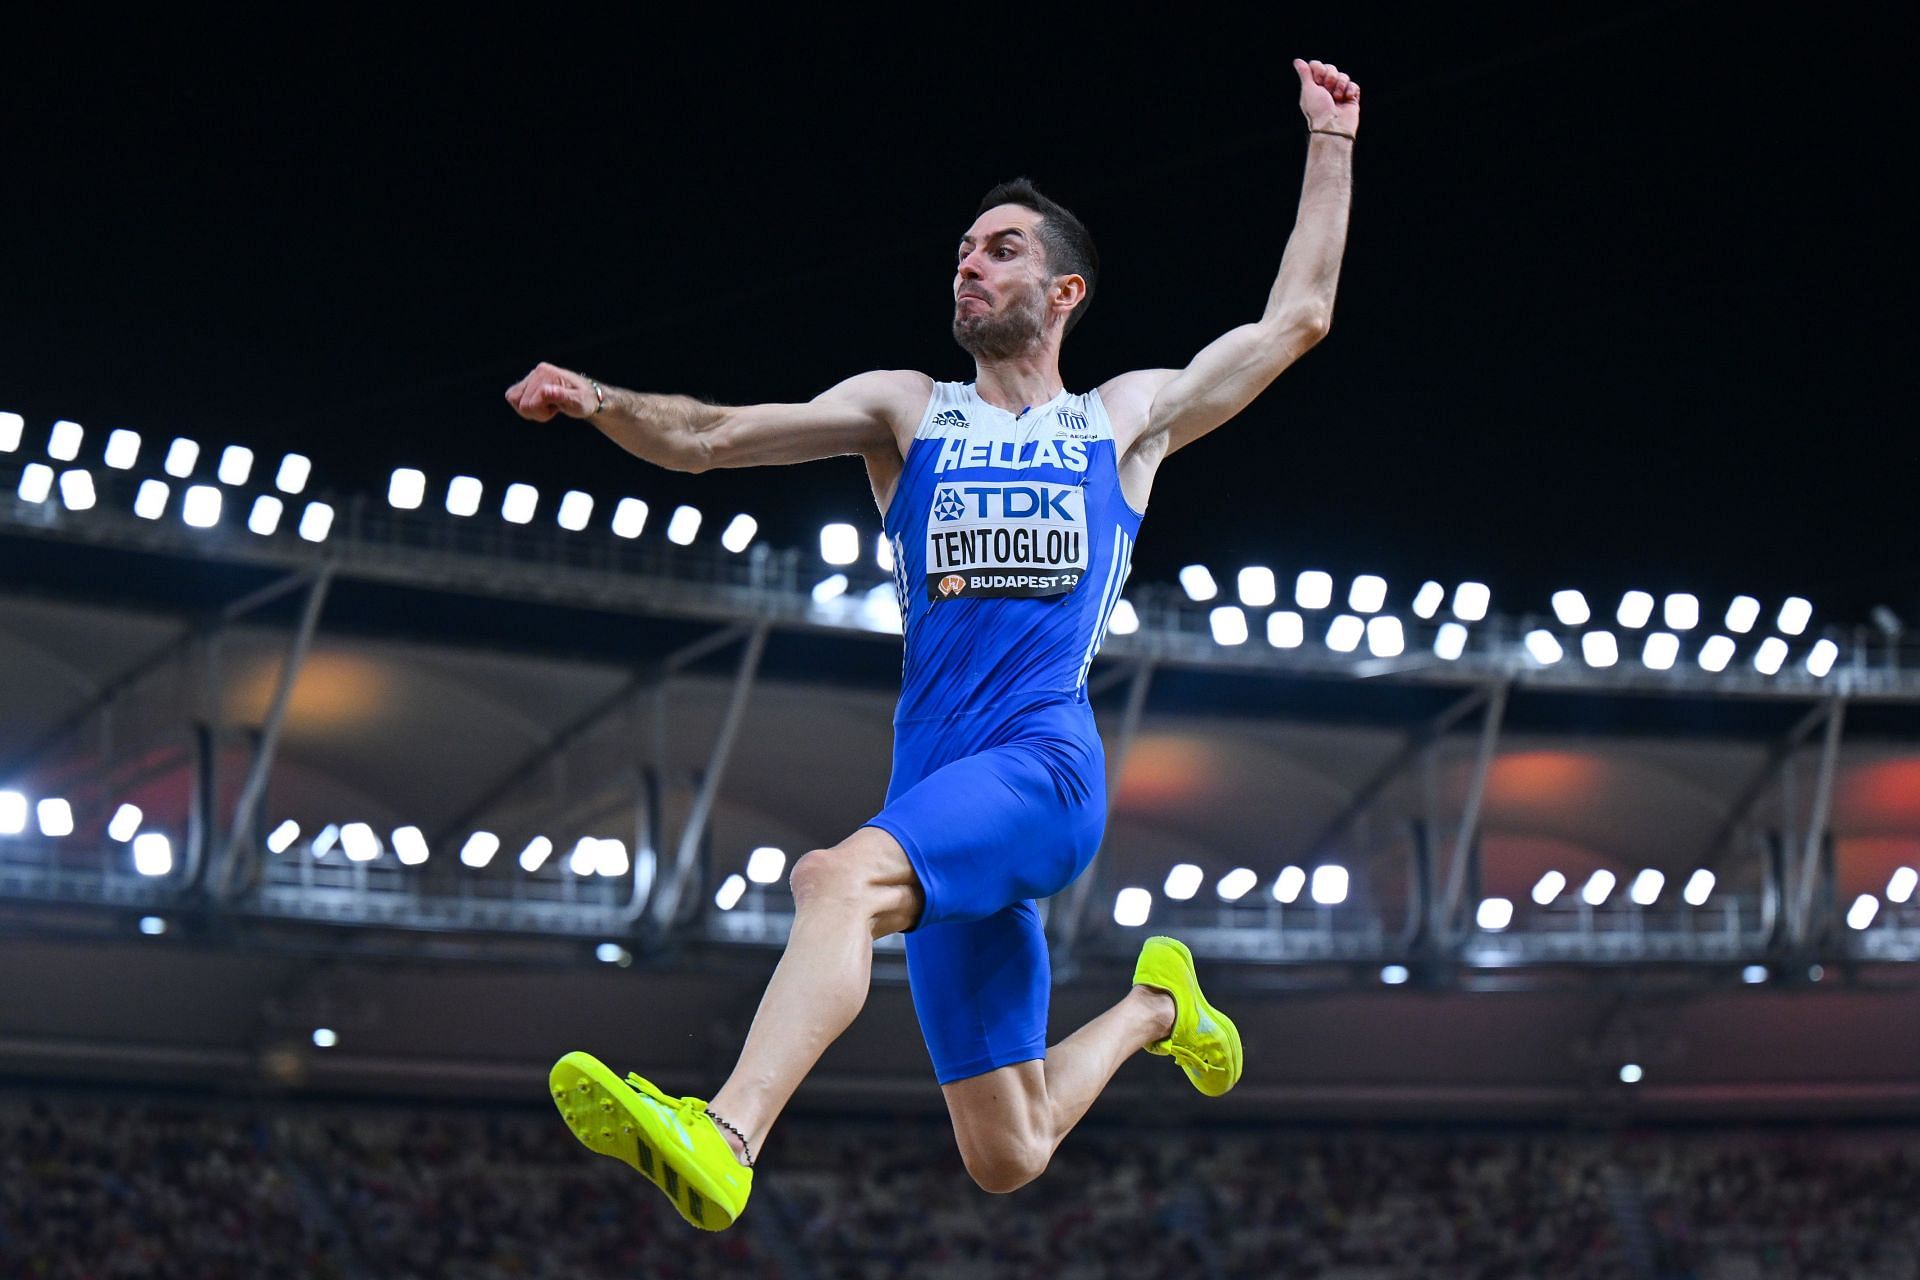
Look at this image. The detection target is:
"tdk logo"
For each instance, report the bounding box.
[931,409,969,430]
[939,485,1079,520]
[932,488,966,521]
[934,436,1089,474]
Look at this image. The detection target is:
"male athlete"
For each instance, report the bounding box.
[507,58,1358,1230]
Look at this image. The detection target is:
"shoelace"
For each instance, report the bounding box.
[1164,1038,1225,1076]
[625,1073,754,1167]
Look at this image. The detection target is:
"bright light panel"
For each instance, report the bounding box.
[1777,597,1812,635]
[502,483,539,524]
[1412,581,1444,619]
[1524,629,1563,665]
[298,502,334,542]
[746,846,787,884]
[340,823,382,862]
[0,790,26,834]
[311,824,340,856]
[595,943,628,964]
[611,497,648,538]
[1272,866,1306,904]
[518,836,554,872]
[1348,575,1387,614]
[1380,965,1410,985]
[1581,869,1616,905]
[1620,1063,1644,1085]
[1179,565,1219,602]
[1698,635,1735,673]
[48,420,84,461]
[667,505,702,545]
[556,489,594,531]
[875,534,895,571]
[1237,567,1276,607]
[139,916,166,936]
[1310,864,1349,905]
[446,475,482,516]
[108,803,143,842]
[1742,964,1769,984]
[1847,894,1879,931]
[1435,622,1468,661]
[1295,570,1333,610]
[248,495,283,535]
[1806,639,1839,678]
[568,839,598,877]
[596,839,630,877]
[1476,897,1513,930]
[1112,887,1152,927]
[312,1028,339,1049]
[1754,637,1788,675]
[721,514,758,553]
[132,833,173,876]
[1209,606,1248,646]
[1726,596,1761,633]
[1532,871,1567,905]
[1617,591,1654,628]
[1682,869,1715,906]
[267,820,301,854]
[275,453,312,494]
[1629,869,1665,905]
[1325,614,1364,653]
[1268,611,1303,648]
[820,522,858,564]
[1164,863,1203,900]
[58,469,96,511]
[18,463,53,503]
[0,412,21,451]
[460,832,500,868]
[163,438,200,478]
[218,445,254,485]
[1642,631,1680,671]
[388,468,426,510]
[1452,582,1490,621]
[811,574,849,604]
[1582,631,1619,668]
[1109,600,1140,635]
[391,826,430,866]
[1663,593,1699,630]
[715,873,748,911]
[1366,616,1404,657]
[104,429,141,469]
[36,798,74,837]
[181,485,222,528]
[1887,867,1918,904]
[1551,590,1590,625]
[1217,867,1257,901]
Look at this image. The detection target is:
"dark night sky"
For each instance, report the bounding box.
[4,8,1914,629]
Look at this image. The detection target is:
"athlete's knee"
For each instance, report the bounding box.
[959,1131,1050,1195]
[788,841,916,932]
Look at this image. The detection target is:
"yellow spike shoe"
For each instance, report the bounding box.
[1134,935,1243,1097]
[548,1050,752,1231]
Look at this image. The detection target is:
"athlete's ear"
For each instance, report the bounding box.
[1050,273,1087,321]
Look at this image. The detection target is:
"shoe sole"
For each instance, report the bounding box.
[1147,935,1243,1097]
[548,1051,735,1231]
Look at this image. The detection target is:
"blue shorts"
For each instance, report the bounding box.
[863,693,1106,1085]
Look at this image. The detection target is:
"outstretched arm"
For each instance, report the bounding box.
[1107,59,1358,490]
[505,364,928,473]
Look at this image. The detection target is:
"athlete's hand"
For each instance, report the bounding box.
[1294,58,1360,137]
[505,362,597,422]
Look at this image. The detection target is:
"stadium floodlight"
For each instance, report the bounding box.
[48,419,84,461]
[1550,590,1590,626]
[460,832,500,868]
[391,826,429,866]
[1366,616,1405,658]
[1412,581,1445,619]
[275,453,311,494]
[1629,869,1665,905]
[1887,867,1917,905]
[1348,574,1387,614]
[1725,595,1761,633]
[1524,629,1563,665]
[1108,600,1140,636]
[445,475,483,517]
[181,484,222,528]
[596,839,630,877]
[1310,864,1349,905]
[1741,964,1769,985]
[1180,565,1219,602]
[1325,614,1364,653]
[746,846,787,884]
[310,824,340,857]
[595,943,629,964]
[340,823,382,862]
[36,798,74,837]
[1452,581,1490,622]
[297,501,334,543]
[1268,610,1304,648]
[1616,590,1654,629]
[1217,867,1258,901]
[1273,865,1307,904]
[132,833,173,876]
[715,873,748,911]
[1806,639,1839,678]
[1697,635,1735,673]
[1663,593,1700,631]
[1753,637,1788,675]
[163,438,200,478]
[0,790,26,834]
[217,446,254,485]
[1209,606,1248,646]
[1642,631,1680,671]
[1581,869,1616,906]
[567,838,598,876]
[1475,897,1513,931]
[18,463,54,503]
[1619,1063,1643,1085]
[1531,870,1567,906]
[104,429,142,469]
[667,505,702,545]
[247,495,283,536]
[556,490,594,531]
[1581,630,1619,668]
[811,574,849,604]
[1380,964,1410,985]
[312,1028,338,1049]
[1777,597,1812,636]
[1163,863,1203,901]
[58,469,96,511]
[1846,894,1879,931]
[875,534,895,572]
[267,820,301,854]
[0,411,22,451]
[1237,566,1276,607]
[1295,570,1333,610]
[501,483,539,524]
[1434,621,1468,661]
[611,497,648,538]
[387,468,426,510]
[1682,869,1715,906]
[721,514,758,553]
[139,916,167,936]
[1112,887,1152,927]
[820,522,859,564]
[517,836,554,872]
[108,804,143,842]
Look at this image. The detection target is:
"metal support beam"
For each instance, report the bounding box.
[1696,700,1836,874]
[651,624,770,930]
[1052,660,1155,962]
[1790,697,1847,946]
[1434,680,1509,943]
[213,565,335,899]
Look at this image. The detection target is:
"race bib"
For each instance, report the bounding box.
[924,481,1089,601]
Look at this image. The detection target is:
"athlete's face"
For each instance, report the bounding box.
[951,204,1051,360]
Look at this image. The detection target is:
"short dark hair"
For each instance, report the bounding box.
[975,178,1099,336]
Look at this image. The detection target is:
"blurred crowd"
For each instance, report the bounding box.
[4,1093,1917,1280]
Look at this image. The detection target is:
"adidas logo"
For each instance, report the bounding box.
[931,408,969,430]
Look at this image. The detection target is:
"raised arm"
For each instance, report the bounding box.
[505,364,929,474]
[1106,59,1358,498]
